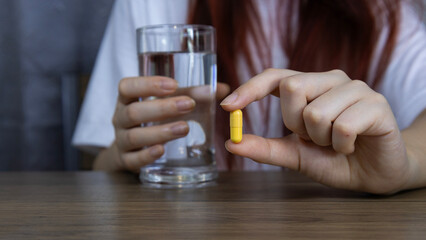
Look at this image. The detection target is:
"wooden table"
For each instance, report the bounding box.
[0,171,425,239]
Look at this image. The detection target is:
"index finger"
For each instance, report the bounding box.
[118,76,178,104]
[220,69,300,111]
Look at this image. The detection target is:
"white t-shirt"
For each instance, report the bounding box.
[73,0,426,171]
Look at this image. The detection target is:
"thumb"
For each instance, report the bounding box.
[225,134,301,170]
[220,69,300,112]
[225,134,352,190]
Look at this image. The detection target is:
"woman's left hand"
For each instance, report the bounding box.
[221,68,414,194]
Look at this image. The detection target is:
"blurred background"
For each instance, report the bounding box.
[0,0,425,171]
[0,0,114,170]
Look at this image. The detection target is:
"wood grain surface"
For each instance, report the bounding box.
[0,171,425,239]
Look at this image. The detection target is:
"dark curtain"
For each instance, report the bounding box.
[0,0,114,170]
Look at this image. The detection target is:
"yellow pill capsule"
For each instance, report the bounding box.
[230,110,243,143]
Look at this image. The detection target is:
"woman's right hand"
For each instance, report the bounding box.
[94,76,229,172]
[111,76,195,172]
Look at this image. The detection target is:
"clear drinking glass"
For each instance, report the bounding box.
[137,24,217,188]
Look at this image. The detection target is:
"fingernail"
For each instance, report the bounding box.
[224,141,230,152]
[176,99,195,112]
[220,93,238,105]
[170,123,189,135]
[161,79,177,90]
[149,145,163,158]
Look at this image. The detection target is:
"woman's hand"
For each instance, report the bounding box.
[221,69,414,194]
[94,76,230,172]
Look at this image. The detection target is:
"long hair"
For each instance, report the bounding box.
[187,0,403,169]
[188,0,403,88]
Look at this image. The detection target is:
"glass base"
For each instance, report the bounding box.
[139,164,217,189]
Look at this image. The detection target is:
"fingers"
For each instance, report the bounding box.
[279,70,351,138]
[302,80,370,146]
[120,145,165,173]
[225,94,392,163]
[332,93,394,154]
[220,68,350,112]
[220,68,300,111]
[281,76,391,153]
[119,76,227,103]
[222,68,393,154]
[225,134,301,170]
[116,121,189,152]
[115,76,224,173]
[221,68,352,140]
[115,96,195,128]
[224,133,353,190]
[118,76,178,104]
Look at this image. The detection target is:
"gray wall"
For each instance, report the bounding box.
[0,0,114,170]
[424,0,426,23]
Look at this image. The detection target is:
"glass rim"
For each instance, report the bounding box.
[137,24,215,34]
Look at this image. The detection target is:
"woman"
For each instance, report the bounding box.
[73,0,426,194]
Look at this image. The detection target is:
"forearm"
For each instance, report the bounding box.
[401,109,426,190]
[93,141,123,171]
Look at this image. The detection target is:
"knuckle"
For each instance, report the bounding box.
[333,121,353,137]
[263,68,278,74]
[118,78,129,96]
[370,92,388,105]
[125,104,140,124]
[112,105,122,127]
[303,106,323,124]
[350,79,368,89]
[330,69,350,81]
[126,129,140,147]
[280,76,301,93]
[330,69,344,73]
[330,69,345,76]
[112,115,119,127]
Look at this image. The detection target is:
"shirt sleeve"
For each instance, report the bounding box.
[377,4,426,130]
[72,0,189,151]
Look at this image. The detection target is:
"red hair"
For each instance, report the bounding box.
[188,0,404,170]
[188,0,403,88]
